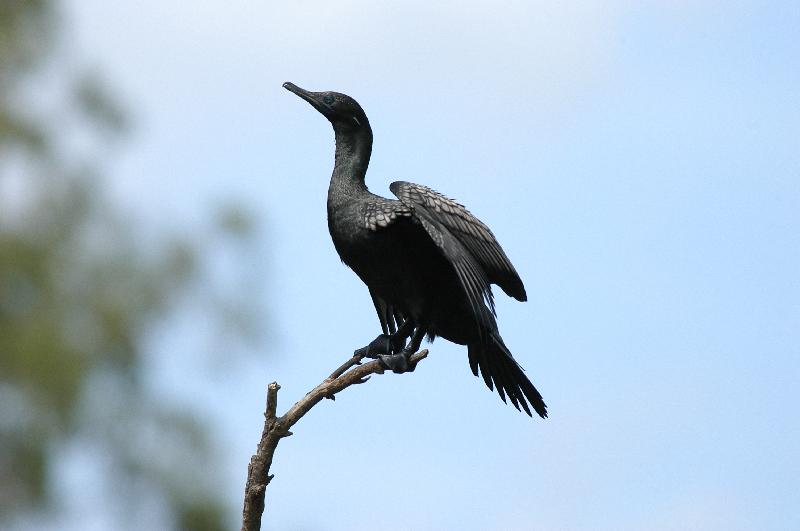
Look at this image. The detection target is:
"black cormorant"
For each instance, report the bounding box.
[283,82,547,418]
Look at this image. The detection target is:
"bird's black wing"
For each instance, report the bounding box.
[412,204,497,337]
[389,181,527,301]
[364,187,546,417]
[365,184,497,337]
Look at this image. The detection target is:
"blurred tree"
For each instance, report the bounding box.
[0,1,260,529]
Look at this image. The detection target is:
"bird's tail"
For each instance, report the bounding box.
[468,334,547,418]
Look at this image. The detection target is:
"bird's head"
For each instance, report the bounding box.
[283,82,368,133]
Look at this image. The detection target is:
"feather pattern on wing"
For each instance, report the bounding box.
[361,193,497,335]
[389,181,526,301]
[411,203,497,337]
[363,199,411,230]
[360,182,525,339]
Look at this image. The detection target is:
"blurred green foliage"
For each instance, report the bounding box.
[1,1,260,528]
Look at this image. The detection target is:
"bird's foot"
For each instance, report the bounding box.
[354,334,390,358]
[354,333,406,359]
[378,347,417,374]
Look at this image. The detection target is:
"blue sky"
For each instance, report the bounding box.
[65,1,799,529]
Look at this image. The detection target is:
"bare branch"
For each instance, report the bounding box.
[241,349,429,531]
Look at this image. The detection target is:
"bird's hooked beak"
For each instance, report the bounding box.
[283,82,331,117]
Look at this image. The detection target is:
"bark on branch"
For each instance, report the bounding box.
[241,349,429,531]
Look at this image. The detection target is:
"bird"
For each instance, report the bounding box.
[283,82,547,418]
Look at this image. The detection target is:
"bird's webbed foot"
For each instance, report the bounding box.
[378,328,425,374]
[354,319,414,359]
[353,333,406,359]
[378,349,415,374]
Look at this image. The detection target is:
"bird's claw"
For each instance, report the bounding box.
[378,348,416,374]
[354,333,407,359]
[354,334,391,359]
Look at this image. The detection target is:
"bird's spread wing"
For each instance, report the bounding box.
[389,181,527,301]
[412,204,498,337]
[363,185,543,416]
[361,183,500,337]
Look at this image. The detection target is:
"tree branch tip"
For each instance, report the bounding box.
[412,349,429,361]
[265,382,281,421]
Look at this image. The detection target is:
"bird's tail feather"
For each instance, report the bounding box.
[468,334,547,418]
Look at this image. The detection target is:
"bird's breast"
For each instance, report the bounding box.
[327,201,364,242]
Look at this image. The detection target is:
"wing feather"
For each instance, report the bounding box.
[411,202,496,336]
[389,181,526,301]
[360,185,546,418]
[362,184,512,334]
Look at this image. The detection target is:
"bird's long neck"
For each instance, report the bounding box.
[329,124,372,204]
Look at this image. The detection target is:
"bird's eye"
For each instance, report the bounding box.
[322,95,335,105]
